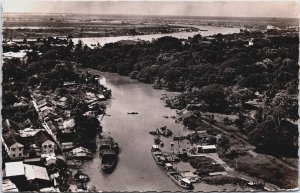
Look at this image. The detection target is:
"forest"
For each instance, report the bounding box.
[3,28,299,158]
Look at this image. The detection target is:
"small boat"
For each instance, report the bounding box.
[161,129,172,137]
[164,163,194,190]
[101,150,118,172]
[158,125,172,137]
[164,154,180,163]
[162,115,169,119]
[74,171,90,183]
[154,136,161,145]
[149,131,159,135]
[99,136,119,156]
[151,145,166,166]
[127,112,138,114]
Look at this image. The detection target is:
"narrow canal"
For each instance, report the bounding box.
[81,71,244,191]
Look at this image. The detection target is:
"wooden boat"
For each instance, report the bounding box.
[127,112,138,114]
[151,145,166,166]
[74,171,90,183]
[164,163,194,190]
[101,150,118,172]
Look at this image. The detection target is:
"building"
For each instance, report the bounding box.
[62,119,75,133]
[4,161,52,191]
[196,145,217,153]
[2,130,27,160]
[35,132,56,155]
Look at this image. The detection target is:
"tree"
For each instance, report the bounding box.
[271,90,298,121]
[227,86,255,106]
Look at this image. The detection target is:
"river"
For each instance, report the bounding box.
[73,25,240,46]
[81,72,248,191]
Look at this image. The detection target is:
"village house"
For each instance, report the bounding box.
[8,141,25,159]
[61,142,75,150]
[2,131,27,160]
[196,145,217,153]
[34,131,57,156]
[62,119,75,133]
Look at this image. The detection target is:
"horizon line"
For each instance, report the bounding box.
[3,12,299,19]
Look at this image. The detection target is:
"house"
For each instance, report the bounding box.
[9,162,52,190]
[61,142,74,150]
[19,128,42,138]
[9,142,25,159]
[62,119,75,133]
[34,132,56,156]
[2,130,27,159]
[45,155,56,165]
[196,145,217,153]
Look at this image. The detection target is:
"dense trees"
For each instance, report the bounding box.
[3,30,298,157]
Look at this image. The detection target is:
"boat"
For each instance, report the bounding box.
[154,136,161,145]
[164,163,194,190]
[99,136,119,156]
[101,149,118,172]
[159,125,172,137]
[74,171,90,183]
[164,153,180,163]
[127,112,138,114]
[151,145,166,166]
[161,129,172,137]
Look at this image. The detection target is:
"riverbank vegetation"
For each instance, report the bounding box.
[3,27,298,189]
[71,29,297,188]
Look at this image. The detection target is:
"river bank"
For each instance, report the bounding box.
[78,69,265,191]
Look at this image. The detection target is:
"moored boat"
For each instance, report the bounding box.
[151,145,166,166]
[164,163,194,190]
[99,136,119,156]
[101,150,118,172]
[74,171,90,183]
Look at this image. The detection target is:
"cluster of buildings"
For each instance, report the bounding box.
[2,66,111,191]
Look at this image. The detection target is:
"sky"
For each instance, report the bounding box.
[3,0,299,18]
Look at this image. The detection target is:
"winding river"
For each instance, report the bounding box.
[79,26,245,191]
[81,72,247,191]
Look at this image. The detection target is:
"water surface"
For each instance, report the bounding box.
[82,72,247,192]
